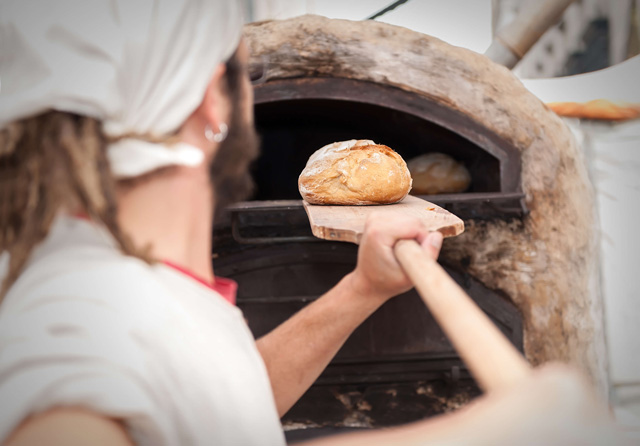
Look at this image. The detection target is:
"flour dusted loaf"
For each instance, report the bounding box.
[298,139,412,205]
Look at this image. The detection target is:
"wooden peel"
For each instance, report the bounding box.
[302,195,464,244]
[303,195,531,392]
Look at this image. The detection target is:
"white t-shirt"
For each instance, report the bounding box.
[0,216,286,446]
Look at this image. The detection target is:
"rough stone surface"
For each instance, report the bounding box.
[244,15,608,397]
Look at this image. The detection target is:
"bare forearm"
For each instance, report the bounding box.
[256,272,384,417]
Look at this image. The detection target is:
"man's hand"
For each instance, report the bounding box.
[350,212,444,303]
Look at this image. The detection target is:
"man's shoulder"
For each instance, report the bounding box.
[0,216,239,336]
[2,238,174,319]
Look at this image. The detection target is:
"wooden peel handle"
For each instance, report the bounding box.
[394,239,531,392]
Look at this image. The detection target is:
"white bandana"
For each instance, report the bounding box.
[0,0,243,177]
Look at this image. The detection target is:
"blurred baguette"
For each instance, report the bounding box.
[547,99,640,121]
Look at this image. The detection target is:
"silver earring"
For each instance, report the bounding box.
[205,124,215,143]
[205,123,228,143]
[213,123,228,143]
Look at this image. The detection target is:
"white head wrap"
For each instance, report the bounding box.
[0,0,243,177]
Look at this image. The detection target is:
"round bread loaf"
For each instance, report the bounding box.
[407,152,471,195]
[298,139,412,205]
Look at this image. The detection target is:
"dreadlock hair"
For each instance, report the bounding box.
[0,47,249,300]
[0,111,142,300]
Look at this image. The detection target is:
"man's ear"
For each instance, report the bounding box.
[200,63,230,131]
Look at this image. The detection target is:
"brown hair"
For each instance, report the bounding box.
[0,112,139,299]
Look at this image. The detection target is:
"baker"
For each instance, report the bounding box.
[0,1,626,445]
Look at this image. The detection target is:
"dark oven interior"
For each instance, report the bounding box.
[212,77,525,438]
[253,99,500,198]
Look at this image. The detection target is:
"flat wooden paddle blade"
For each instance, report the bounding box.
[303,195,464,244]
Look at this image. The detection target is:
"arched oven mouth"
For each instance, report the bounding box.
[249,77,527,220]
[217,77,528,247]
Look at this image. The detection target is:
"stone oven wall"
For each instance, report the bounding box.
[243,15,608,396]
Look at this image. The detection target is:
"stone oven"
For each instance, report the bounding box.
[212,15,607,440]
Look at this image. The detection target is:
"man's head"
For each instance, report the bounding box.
[0,0,248,296]
[122,39,261,215]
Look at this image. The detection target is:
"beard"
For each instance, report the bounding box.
[209,98,260,218]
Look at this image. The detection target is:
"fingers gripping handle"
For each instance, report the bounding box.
[393,239,531,392]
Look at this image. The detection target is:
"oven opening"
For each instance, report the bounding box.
[251,98,501,201]
[239,78,526,220]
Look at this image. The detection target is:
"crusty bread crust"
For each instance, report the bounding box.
[298,139,412,205]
